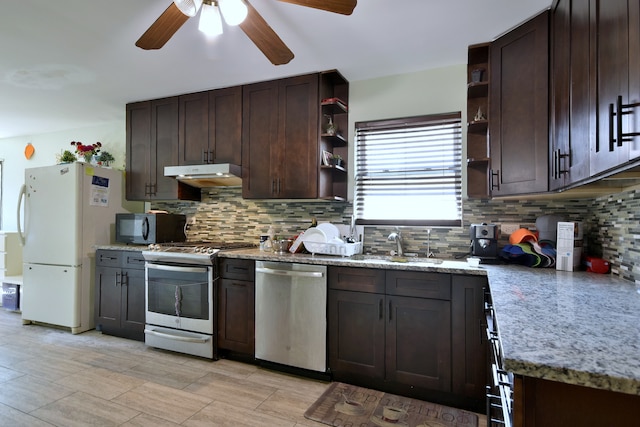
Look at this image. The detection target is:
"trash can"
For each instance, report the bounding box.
[2,282,20,311]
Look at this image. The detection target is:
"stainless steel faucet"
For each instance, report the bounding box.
[387,228,404,257]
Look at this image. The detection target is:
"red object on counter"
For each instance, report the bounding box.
[583,256,610,274]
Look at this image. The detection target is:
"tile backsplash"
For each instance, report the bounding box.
[153,186,640,284]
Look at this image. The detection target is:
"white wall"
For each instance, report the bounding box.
[0,121,126,230]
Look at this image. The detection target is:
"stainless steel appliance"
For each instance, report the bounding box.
[116,212,186,245]
[142,242,250,359]
[470,223,499,261]
[164,164,242,188]
[255,261,327,373]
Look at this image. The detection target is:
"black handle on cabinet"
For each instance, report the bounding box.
[388,300,393,322]
[490,169,500,191]
[553,149,569,179]
[609,101,616,151]
[203,149,208,163]
[379,298,383,320]
[115,272,121,287]
[209,150,215,164]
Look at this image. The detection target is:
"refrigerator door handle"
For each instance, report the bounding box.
[16,184,26,245]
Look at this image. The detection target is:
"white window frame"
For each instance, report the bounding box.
[354,112,462,226]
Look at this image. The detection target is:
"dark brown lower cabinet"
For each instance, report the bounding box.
[328,267,486,412]
[217,258,255,355]
[95,250,146,341]
[514,375,640,426]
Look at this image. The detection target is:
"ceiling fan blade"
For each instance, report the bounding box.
[239,1,294,65]
[277,0,357,15]
[136,3,191,50]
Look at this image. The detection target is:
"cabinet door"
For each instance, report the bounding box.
[126,101,152,200]
[120,268,145,341]
[592,0,631,175]
[490,11,549,196]
[179,91,210,165]
[328,289,385,381]
[242,80,279,198]
[451,275,488,406]
[210,86,242,165]
[151,97,181,200]
[386,295,451,392]
[276,73,319,198]
[550,0,592,190]
[217,278,255,354]
[95,265,121,333]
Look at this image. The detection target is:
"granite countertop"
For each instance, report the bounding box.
[483,265,640,396]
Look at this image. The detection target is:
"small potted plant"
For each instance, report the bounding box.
[57,150,77,164]
[333,154,344,168]
[97,151,115,167]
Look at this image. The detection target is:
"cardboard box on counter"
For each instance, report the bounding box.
[556,221,583,272]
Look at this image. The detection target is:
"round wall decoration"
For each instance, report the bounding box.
[24,143,35,159]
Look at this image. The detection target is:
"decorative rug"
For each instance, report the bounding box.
[304,382,478,427]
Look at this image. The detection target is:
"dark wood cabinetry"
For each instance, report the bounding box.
[328,267,486,412]
[178,87,242,166]
[95,250,146,341]
[217,258,255,355]
[242,73,319,198]
[126,98,200,201]
[490,11,549,196]
[466,43,491,198]
[549,0,592,190]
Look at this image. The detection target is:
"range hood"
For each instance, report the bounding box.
[164,164,242,188]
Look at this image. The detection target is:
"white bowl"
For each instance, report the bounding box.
[467,257,481,267]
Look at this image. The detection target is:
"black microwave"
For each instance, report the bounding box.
[115,213,187,244]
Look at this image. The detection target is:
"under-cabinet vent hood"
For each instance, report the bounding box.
[164,164,242,188]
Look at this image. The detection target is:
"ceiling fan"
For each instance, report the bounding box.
[136,0,357,65]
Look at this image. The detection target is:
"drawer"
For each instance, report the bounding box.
[386,270,451,300]
[328,266,385,293]
[95,250,122,268]
[219,258,255,281]
[123,251,145,269]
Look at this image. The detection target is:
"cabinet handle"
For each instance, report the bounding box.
[271,179,276,195]
[388,300,393,322]
[379,298,383,320]
[615,95,640,146]
[115,272,121,287]
[277,178,281,195]
[203,149,208,163]
[490,169,500,191]
[553,149,569,179]
[122,271,128,287]
[609,101,616,151]
[209,150,215,163]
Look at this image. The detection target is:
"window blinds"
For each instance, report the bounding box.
[354,112,462,226]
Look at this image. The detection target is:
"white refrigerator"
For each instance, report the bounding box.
[17,163,127,333]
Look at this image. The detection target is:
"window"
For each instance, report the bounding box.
[354,112,462,226]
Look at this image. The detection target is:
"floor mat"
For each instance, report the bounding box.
[304,382,478,427]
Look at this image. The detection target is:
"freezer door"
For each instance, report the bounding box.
[22,263,81,328]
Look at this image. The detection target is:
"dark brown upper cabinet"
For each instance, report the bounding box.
[490,11,550,196]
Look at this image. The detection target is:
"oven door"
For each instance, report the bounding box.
[145,262,214,334]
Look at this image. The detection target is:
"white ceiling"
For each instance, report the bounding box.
[0,0,551,139]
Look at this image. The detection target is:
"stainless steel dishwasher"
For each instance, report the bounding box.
[255,260,327,372]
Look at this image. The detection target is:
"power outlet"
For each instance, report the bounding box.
[187,216,196,225]
[501,223,520,235]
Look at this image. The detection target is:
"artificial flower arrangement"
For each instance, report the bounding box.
[71,141,101,162]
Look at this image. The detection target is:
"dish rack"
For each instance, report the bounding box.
[303,241,363,257]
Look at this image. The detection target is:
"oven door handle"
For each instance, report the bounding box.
[256,267,324,278]
[146,263,208,274]
[144,328,210,343]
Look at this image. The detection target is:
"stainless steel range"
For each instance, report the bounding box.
[142,242,251,359]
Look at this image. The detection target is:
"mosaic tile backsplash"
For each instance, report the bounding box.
[153,186,640,284]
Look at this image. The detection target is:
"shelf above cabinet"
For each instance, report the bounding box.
[321,133,347,145]
[467,82,489,98]
[321,98,348,114]
[467,120,488,134]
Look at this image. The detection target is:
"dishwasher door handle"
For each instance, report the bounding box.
[256,267,324,278]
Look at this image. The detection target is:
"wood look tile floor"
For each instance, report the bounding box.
[0,309,487,426]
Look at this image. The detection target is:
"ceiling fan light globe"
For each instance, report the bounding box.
[218,0,248,26]
[174,0,204,17]
[199,3,224,36]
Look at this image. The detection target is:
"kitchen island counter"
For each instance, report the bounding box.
[220,249,640,396]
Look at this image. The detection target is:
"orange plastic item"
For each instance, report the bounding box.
[24,143,35,159]
[509,228,538,245]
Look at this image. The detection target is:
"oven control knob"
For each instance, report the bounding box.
[206,248,215,254]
